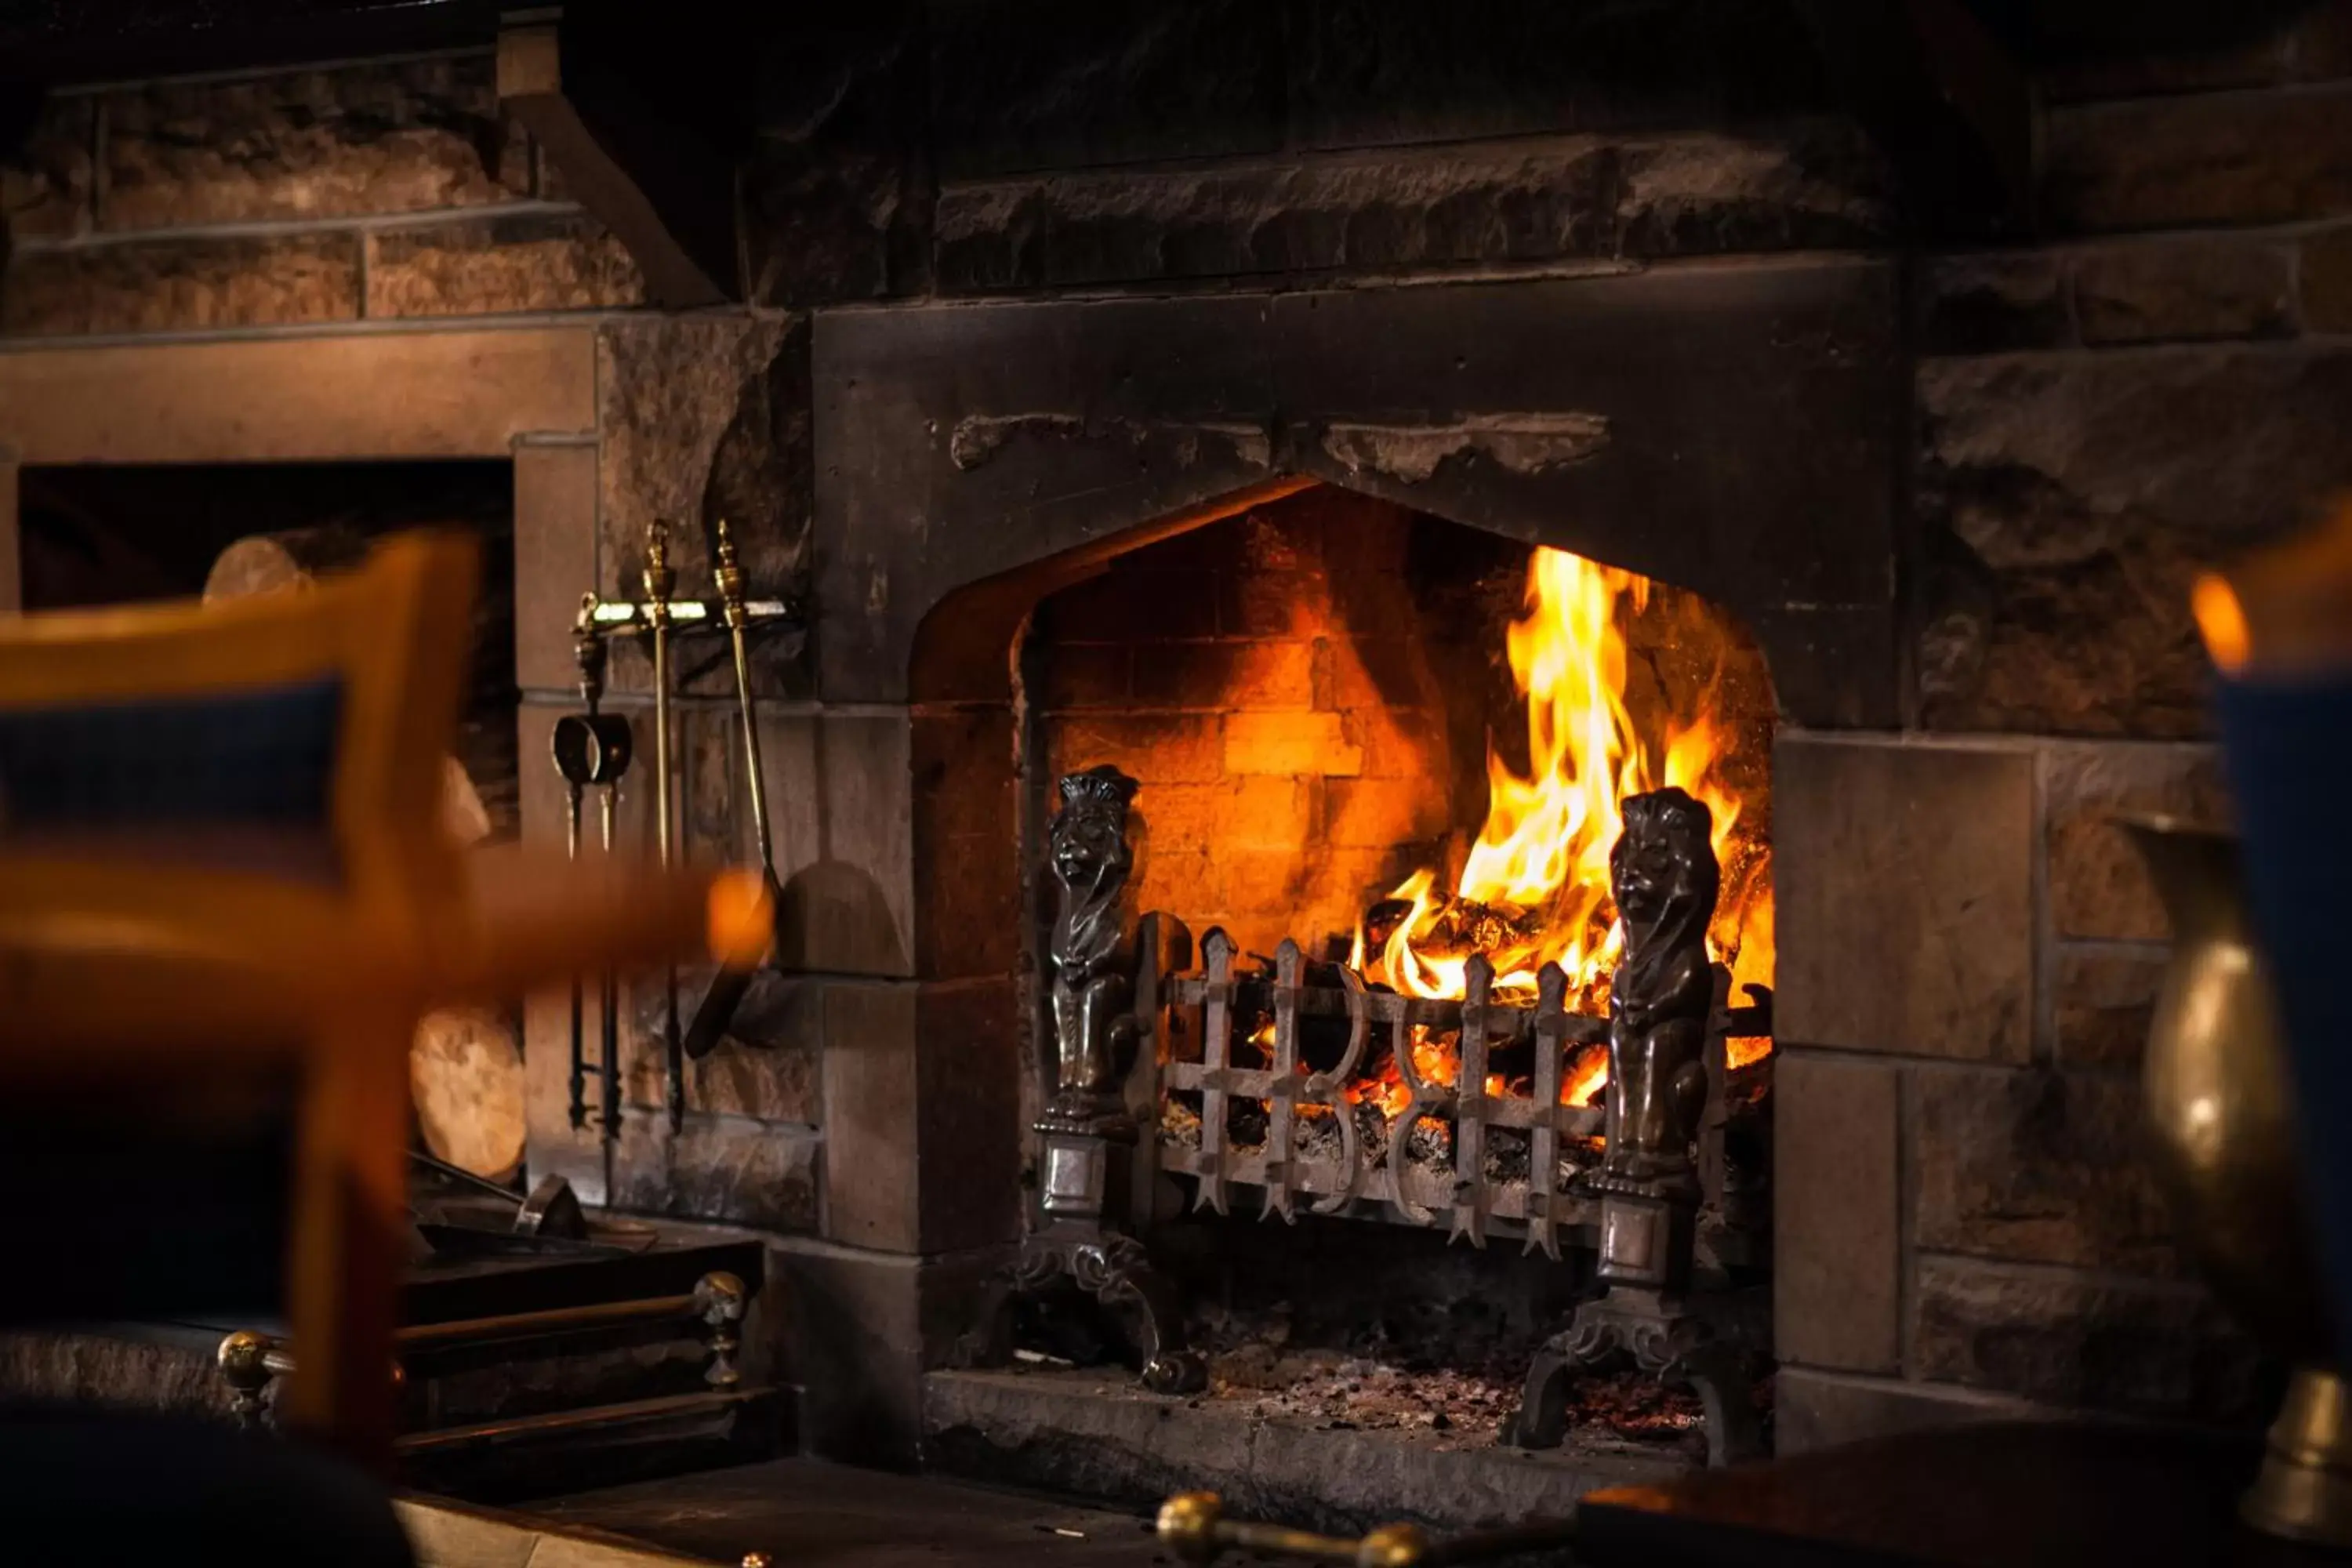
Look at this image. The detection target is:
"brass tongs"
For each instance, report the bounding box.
[681,517,782,1061]
[643,519,684,1132]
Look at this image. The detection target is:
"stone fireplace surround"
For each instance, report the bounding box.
[0,246,2206,1477]
[787,252,1904,1468]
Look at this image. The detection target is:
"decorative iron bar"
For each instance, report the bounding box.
[1156,932,1764,1260]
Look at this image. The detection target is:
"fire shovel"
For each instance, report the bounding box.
[683,517,781,1061]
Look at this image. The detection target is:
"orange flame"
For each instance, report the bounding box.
[1352,546,1773,1108]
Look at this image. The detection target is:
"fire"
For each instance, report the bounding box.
[1352,546,1773,1107]
[1340,1025,1514,1120]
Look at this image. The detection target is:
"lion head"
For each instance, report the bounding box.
[1611,786,1719,960]
[1050,764,1138,899]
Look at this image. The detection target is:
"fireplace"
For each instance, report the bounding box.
[980,482,1786,1474]
[5,2,2326,1542]
[794,256,1901,1512]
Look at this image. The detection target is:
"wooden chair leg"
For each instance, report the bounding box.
[281,1012,412,1472]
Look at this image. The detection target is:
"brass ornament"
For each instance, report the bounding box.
[2125,815,2352,1547]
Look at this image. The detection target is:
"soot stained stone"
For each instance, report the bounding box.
[1284,0,1831,151]
[597,314,811,699]
[1775,1053,1900,1374]
[0,94,93,241]
[815,263,1899,724]
[933,140,1618,292]
[1915,252,2071,355]
[683,707,739,866]
[818,978,1020,1257]
[1911,1067,2181,1276]
[1916,347,2352,736]
[742,139,927,310]
[927,0,1283,179]
[931,124,1889,294]
[2304,226,2352,333]
[1773,737,2033,1061]
[777,1241,1009,1466]
[1911,1255,2270,1424]
[608,1111,821,1234]
[1610,125,1893,258]
[744,5,930,309]
[2042,85,2352,233]
[2041,5,2352,100]
[2071,237,2295,346]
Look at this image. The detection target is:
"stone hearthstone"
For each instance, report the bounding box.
[920,1367,1679,1537]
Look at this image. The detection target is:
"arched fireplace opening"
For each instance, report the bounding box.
[920,477,1782,1480]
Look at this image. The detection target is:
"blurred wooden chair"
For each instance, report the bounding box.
[0,530,761,1474]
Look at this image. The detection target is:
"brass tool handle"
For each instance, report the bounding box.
[642,521,676,874]
[1157,1492,1578,1568]
[1159,1494,1425,1567]
[680,518,782,1064]
[643,519,684,1131]
[713,517,776,880]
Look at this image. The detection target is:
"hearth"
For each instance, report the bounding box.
[976,481,1783,1469]
[795,260,1900,1508]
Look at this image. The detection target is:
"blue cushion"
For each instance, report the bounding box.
[0,677,342,832]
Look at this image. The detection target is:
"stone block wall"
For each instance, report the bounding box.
[1773,5,2352,1448]
[1770,731,2266,1446]
[745,1,1891,310]
[0,49,642,336]
[1915,13,2352,741]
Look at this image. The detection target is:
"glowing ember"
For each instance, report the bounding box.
[1338,1024,1515,1120]
[1348,546,1774,1109]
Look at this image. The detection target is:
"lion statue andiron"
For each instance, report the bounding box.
[1603,784,1721,1192]
[1046,764,1144,1129]
[1508,785,1759,1465]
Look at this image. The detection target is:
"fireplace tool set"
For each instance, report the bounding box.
[557,517,798,1151]
[1004,764,1771,1463]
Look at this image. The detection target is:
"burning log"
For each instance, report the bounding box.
[1233,953,1376,1076]
[1373,892,1544,965]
